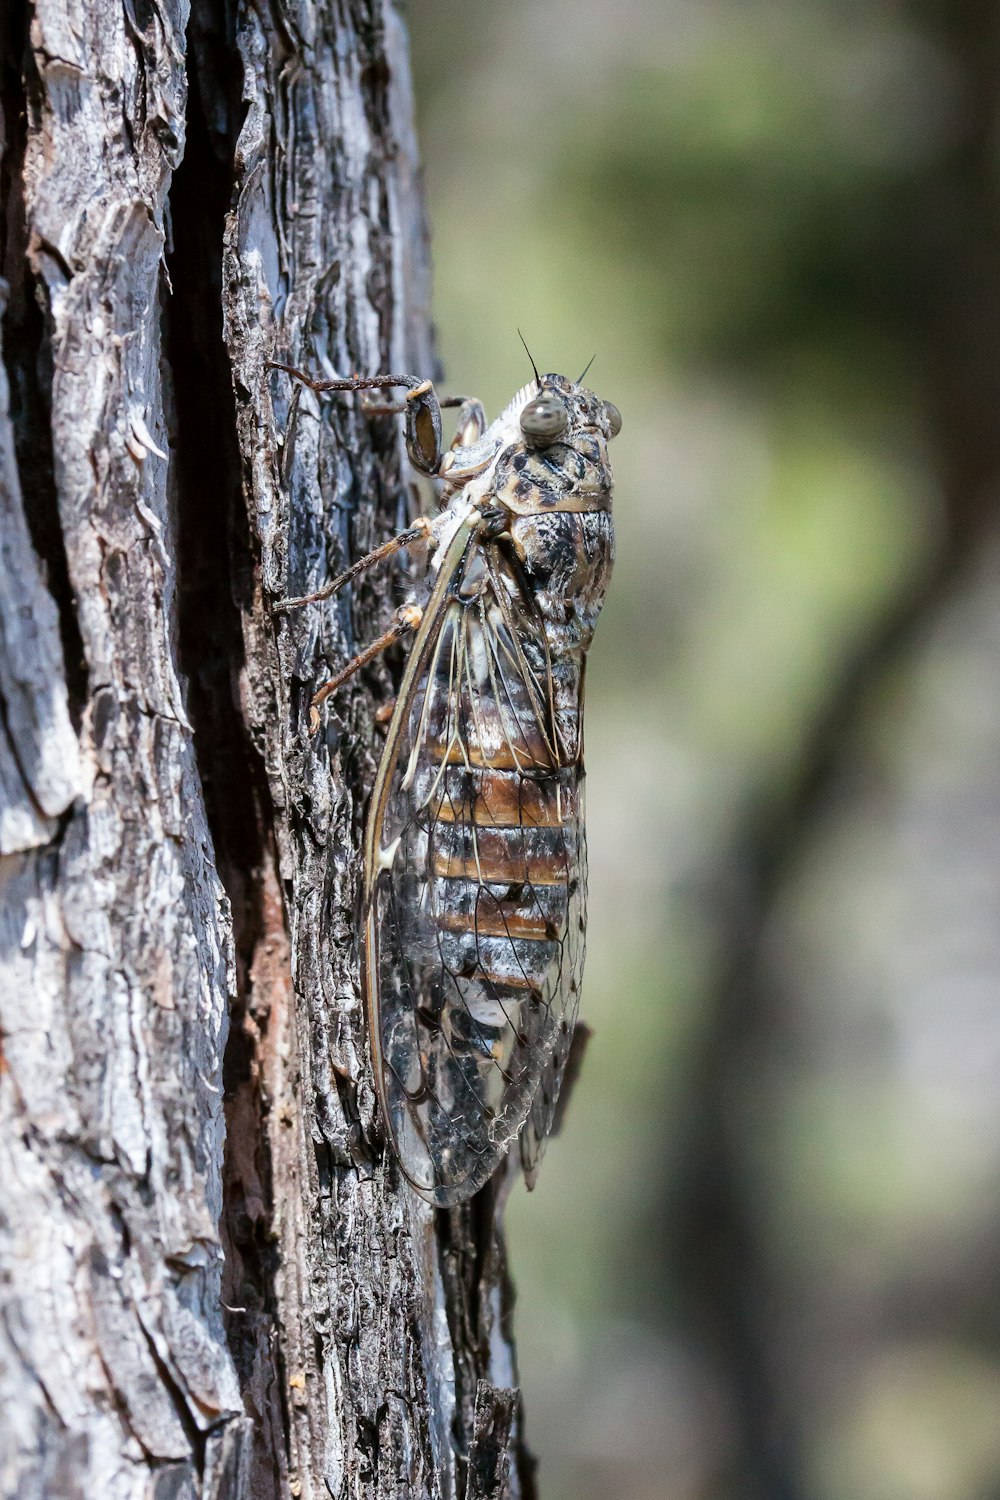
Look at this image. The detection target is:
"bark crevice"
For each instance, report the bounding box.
[164,7,290,1493]
[0,0,87,727]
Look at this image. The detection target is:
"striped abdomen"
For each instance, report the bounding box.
[418,762,581,1003]
[409,601,583,1015]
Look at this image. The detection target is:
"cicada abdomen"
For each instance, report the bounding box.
[271,358,619,1203]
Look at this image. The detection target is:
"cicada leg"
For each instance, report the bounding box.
[358,392,486,481]
[274,517,434,612]
[308,603,423,732]
[360,393,470,417]
[446,397,486,451]
[268,360,453,476]
[267,360,488,479]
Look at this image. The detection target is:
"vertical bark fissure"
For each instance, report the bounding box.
[164,5,291,1492]
[0,0,86,724]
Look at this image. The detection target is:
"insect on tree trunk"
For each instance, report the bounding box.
[0,3,529,1497]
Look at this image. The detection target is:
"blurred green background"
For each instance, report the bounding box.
[410,4,1000,1497]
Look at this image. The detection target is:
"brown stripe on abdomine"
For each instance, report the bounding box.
[414,710,577,997]
[415,764,578,829]
[432,874,568,941]
[428,823,573,887]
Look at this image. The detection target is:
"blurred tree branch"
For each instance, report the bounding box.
[669,4,1000,1495]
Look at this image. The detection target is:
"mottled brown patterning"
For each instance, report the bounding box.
[271,359,620,1203]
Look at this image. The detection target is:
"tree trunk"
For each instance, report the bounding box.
[0,4,525,1498]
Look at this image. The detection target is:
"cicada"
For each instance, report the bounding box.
[271,353,619,1203]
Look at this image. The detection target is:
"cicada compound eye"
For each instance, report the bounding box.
[520,394,569,445]
[603,402,622,438]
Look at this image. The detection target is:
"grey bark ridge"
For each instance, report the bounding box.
[2,0,241,1496]
[465,1385,518,1500]
[223,4,524,1497]
[0,2,525,1499]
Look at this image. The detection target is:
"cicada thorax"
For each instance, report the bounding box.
[509,508,615,758]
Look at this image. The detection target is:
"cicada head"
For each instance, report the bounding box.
[518,373,620,450]
[487,372,620,519]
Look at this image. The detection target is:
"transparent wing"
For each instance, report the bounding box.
[365,543,586,1203]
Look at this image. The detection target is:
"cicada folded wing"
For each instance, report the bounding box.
[365,542,587,1203]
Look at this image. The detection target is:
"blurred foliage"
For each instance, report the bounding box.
[409,3,1000,1498]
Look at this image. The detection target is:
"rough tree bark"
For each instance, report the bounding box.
[0,4,526,1498]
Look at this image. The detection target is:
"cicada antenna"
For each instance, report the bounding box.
[577,353,597,384]
[517,328,542,390]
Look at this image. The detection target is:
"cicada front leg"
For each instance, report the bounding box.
[267,360,463,478]
[355,391,486,474]
[267,362,443,611]
[445,396,486,451]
